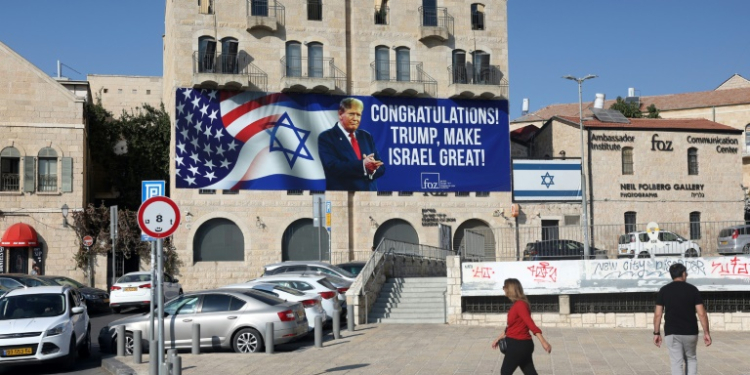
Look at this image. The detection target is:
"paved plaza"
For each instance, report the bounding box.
[104,324,750,375]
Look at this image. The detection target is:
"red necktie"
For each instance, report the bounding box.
[349,133,361,160]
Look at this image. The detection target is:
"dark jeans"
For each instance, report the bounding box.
[501,337,537,375]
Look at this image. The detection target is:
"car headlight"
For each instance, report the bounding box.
[83,293,97,299]
[46,323,67,337]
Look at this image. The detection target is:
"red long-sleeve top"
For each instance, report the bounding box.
[505,300,542,340]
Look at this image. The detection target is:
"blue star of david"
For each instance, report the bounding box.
[541,172,555,189]
[267,112,313,168]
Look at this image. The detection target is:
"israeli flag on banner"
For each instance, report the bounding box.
[512,159,582,202]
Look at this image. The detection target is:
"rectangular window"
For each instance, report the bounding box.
[374,6,388,25]
[398,191,413,196]
[287,190,303,195]
[541,220,559,241]
[455,192,469,197]
[377,191,393,196]
[688,149,699,175]
[38,158,57,192]
[132,89,137,94]
[199,189,216,194]
[624,212,637,234]
[564,215,580,226]
[0,158,20,191]
[475,192,490,197]
[103,88,108,94]
[690,212,701,240]
[309,190,325,195]
[146,90,151,95]
[199,0,213,14]
[471,4,485,30]
[622,147,634,175]
[307,0,322,21]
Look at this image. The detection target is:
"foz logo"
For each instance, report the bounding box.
[421,173,440,189]
[651,134,673,152]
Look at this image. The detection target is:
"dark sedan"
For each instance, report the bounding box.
[522,240,593,261]
[38,275,111,312]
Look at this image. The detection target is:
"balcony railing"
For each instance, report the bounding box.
[370,60,437,97]
[448,64,507,86]
[193,51,269,91]
[0,173,19,192]
[374,6,389,25]
[37,174,57,192]
[280,56,346,89]
[419,6,453,30]
[247,0,285,25]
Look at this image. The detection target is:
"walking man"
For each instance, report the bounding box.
[653,263,711,375]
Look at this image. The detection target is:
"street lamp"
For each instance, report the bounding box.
[563,74,597,258]
[61,204,69,227]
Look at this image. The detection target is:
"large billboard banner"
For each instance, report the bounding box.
[174,89,510,192]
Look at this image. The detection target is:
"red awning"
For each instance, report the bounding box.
[1,223,39,247]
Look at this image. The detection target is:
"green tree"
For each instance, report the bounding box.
[609,97,642,118]
[646,104,661,118]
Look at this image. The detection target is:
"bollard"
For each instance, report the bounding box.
[167,348,177,364]
[133,330,142,364]
[173,355,182,375]
[265,322,275,354]
[314,316,323,348]
[347,307,355,332]
[149,339,158,375]
[333,305,341,340]
[116,325,126,357]
[169,350,179,375]
[161,362,170,375]
[191,323,200,355]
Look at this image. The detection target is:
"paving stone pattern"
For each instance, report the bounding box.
[114,324,750,375]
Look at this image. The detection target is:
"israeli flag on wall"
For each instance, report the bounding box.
[512,159,582,202]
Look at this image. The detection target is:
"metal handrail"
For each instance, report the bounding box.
[281,56,344,80]
[0,173,19,191]
[37,174,57,192]
[447,64,507,86]
[247,0,285,25]
[418,6,453,32]
[193,51,268,91]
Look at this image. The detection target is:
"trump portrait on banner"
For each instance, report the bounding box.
[318,98,385,191]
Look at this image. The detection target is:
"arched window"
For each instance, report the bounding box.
[198,36,217,73]
[375,45,390,81]
[220,37,239,73]
[624,211,636,234]
[0,146,21,192]
[307,42,323,78]
[687,147,698,175]
[472,50,490,84]
[193,218,244,262]
[452,50,467,84]
[285,41,302,77]
[373,219,419,248]
[471,3,485,30]
[37,147,57,192]
[282,219,329,261]
[395,47,410,82]
[621,147,633,175]
[689,212,701,240]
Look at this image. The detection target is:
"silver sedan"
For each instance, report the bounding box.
[99,288,308,354]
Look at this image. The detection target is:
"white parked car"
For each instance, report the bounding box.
[219,282,328,331]
[110,272,183,313]
[263,261,357,282]
[617,231,701,258]
[250,274,342,320]
[0,285,90,368]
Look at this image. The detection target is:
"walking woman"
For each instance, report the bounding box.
[491,278,552,375]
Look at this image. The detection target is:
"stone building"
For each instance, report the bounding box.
[0,41,88,280]
[87,74,163,117]
[163,0,512,289]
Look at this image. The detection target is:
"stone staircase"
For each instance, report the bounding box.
[369,277,447,324]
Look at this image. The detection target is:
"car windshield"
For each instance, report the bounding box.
[0,294,66,320]
[46,277,85,289]
[241,290,285,305]
[339,264,365,276]
[117,274,151,283]
[326,265,355,278]
[17,277,51,287]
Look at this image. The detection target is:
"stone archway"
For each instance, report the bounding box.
[373,219,419,249]
[453,219,495,260]
[282,218,329,261]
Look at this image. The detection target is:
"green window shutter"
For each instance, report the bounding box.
[62,157,73,192]
[23,156,35,193]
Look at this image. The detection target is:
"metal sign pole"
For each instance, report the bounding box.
[86,246,93,287]
[110,206,118,287]
[150,241,156,341]
[318,197,323,261]
[156,238,165,374]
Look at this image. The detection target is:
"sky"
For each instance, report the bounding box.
[1,1,748,120]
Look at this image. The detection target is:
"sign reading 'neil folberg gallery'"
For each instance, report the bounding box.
[620,183,706,199]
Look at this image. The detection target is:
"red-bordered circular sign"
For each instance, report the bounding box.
[138,196,181,239]
[82,235,94,247]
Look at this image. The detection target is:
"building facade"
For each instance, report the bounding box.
[164,0,512,289]
[0,41,88,280]
[87,74,163,116]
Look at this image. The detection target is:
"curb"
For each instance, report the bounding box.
[101,356,139,375]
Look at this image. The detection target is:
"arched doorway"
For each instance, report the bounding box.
[282,219,329,261]
[193,218,245,262]
[453,219,495,260]
[373,219,419,248]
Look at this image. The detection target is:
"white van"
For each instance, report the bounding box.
[617,231,701,258]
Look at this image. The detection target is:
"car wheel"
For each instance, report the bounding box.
[639,251,651,259]
[685,249,699,258]
[112,306,121,314]
[64,336,77,369]
[232,328,263,353]
[743,244,750,254]
[113,332,134,355]
[79,325,92,358]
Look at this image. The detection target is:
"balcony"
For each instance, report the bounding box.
[370,61,437,97]
[193,52,268,91]
[246,0,285,32]
[447,64,508,99]
[0,173,19,192]
[37,175,57,192]
[419,7,453,42]
[280,57,345,93]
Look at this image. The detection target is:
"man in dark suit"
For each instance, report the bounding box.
[318,98,385,191]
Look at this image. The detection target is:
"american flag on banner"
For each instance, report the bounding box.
[174,89,335,190]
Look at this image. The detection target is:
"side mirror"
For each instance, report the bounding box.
[173,279,179,283]
[71,306,85,315]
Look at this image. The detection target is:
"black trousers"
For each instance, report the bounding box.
[501,337,537,375]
